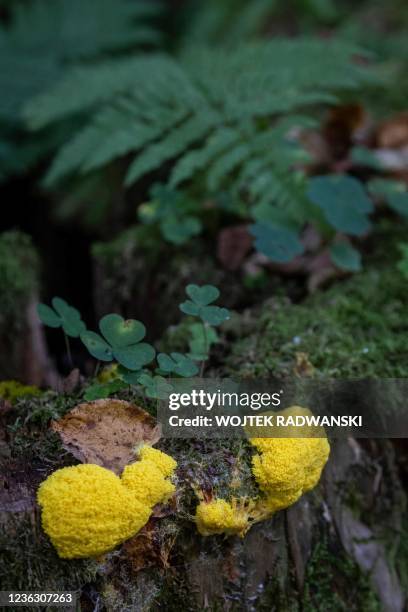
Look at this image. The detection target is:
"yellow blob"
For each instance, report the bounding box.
[37,447,177,559]
[249,406,330,519]
[195,406,330,538]
[121,461,175,507]
[137,445,177,478]
[195,498,252,537]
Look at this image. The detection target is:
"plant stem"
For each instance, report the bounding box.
[94,361,100,378]
[64,332,73,369]
[200,321,209,377]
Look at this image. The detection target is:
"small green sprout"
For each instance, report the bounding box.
[179,284,230,374]
[38,283,229,400]
[157,352,198,377]
[37,298,86,338]
[37,297,86,365]
[137,373,174,400]
[179,284,230,325]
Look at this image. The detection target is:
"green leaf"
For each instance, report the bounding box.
[307,175,373,236]
[157,353,199,377]
[161,216,201,245]
[368,178,408,218]
[351,146,382,170]
[37,303,61,328]
[186,284,220,306]
[38,297,86,337]
[52,297,86,337]
[83,379,127,401]
[387,193,408,218]
[118,367,144,385]
[99,313,146,347]
[113,343,155,370]
[250,223,304,263]
[179,300,201,317]
[200,306,230,326]
[80,331,113,362]
[52,297,79,320]
[188,322,218,360]
[368,178,405,198]
[330,242,362,272]
[139,373,174,399]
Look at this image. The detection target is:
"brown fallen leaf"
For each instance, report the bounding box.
[217,225,253,271]
[51,399,161,474]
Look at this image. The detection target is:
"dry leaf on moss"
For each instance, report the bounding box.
[51,398,161,474]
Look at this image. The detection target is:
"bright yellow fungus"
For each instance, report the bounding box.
[195,498,253,537]
[137,445,177,478]
[249,406,330,516]
[37,445,177,559]
[195,406,330,537]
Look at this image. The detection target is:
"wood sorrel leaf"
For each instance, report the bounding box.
[81,331,113,361]
[186,284,220,306]
[99,313,146,347]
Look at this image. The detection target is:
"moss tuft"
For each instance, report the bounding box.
[227,227,408,378]
[303,538,381,611]
[0,380,42,404]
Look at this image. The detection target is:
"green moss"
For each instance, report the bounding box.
[0,380,42,404]
[0,515,99,596]
[303,538,381,612]
[6,391,81,465]
[92,224,160,267]
[227,227,407,378]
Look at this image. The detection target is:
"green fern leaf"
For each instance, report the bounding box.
[125,110,221,186]
[169,127,241,187]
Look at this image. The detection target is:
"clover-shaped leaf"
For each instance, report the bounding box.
[81,331,113,362]
[157,353,199,377]
[37,297,86,337]
[139,373,174,400]
[179,284,230,327]
[200,306,230,325]
[118,366,145,385]
[81,314,155,370]
[113,343,156,370]
[186,284,220,306]
[99,314,146,347]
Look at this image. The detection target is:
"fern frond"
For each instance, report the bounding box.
[0,0,163,120]
[169,127,241,188]
[125,110,221,186]
[45,98,190,184]
[206,144,252,191]
[24,36,375,211]
[24,55,200,129]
